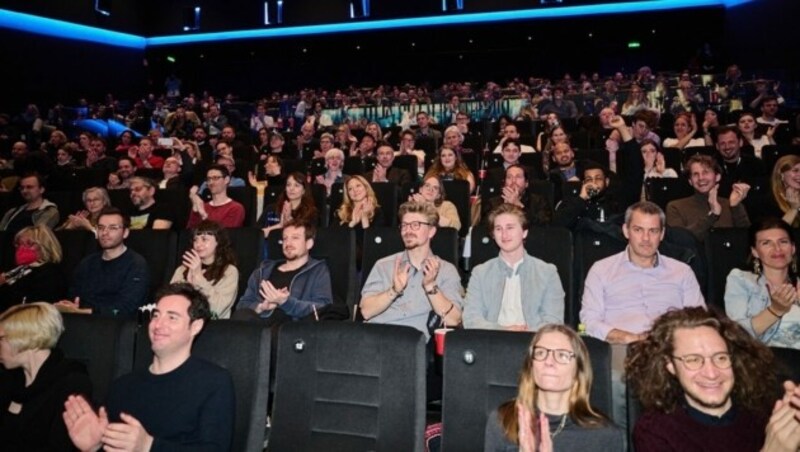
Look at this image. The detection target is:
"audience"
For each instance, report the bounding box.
[484,324,624,451]
[0,303,92,451]
[128,176,174,230]
[187,164,246,229]
[259,171,318,238]
[171,220,239,319]
[63,283,235,451]
[625,307,798,452]
[465,203,564,331]
[425,146,476,194]
[769,154,800,226]
[57,186,111,234]
[0,173,60,236]
[360,201,463,339]
[56,207,150,318]
[409,174,461,230]
[725,218,800,349]
[0,225,67,310]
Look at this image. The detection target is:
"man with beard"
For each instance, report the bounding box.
[235,220,332,324]
[128,177,173,230]
[626,307,800,452]
[56,207,149,318]
[360,201,463,340]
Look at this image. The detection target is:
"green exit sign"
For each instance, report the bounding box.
[628,41,641,48]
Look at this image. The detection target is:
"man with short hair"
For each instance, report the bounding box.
[187,164,245,229]
[553,161,624,229]
[626,307,800,452]
[0,172,59,235]
[415,111,442,146]
[580,201,705,344]
[196,155,245,192]
[128,176,173,230]
[64,282,235,451]
[115,156,137,189]
[235,221,332,324]
[757,95,788,127]
[464,203,564,331]
[666,154,750,242]
[715,125,766,198]
[365,144,411,185]
[158,155,184,190]
[57,207,150,317]
[86,137,118,175]
[360,201,463,340]
[549,142,581,183]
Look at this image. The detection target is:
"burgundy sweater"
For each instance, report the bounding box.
[633,404,766,452]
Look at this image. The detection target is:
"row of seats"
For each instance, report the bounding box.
[39,315,800,452]
[0,225,777,326]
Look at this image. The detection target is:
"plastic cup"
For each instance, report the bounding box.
[434,328,454,356]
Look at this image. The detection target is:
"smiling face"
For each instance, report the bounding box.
[84,189,106,215]
[673,116,691,138]
[420,177,441,203]
[149,295,202,358]
[782,163,800,191]
[492,212,528,255]
[687,161,720,195]
[376,145,395,168]
[752,227,795,272]
[444,130,461,148]
[532,331,577,394]
[192,232,218,264]
[439,148,457,170]
[667,326,735,417]
[716,130,741,162]
[346,178,367,203]
[400,212,435,250]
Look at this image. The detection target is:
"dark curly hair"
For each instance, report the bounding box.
[624,307,776,416]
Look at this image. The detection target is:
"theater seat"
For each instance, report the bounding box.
[269,322,426,451]
[59,314,137,405]
[134,319,272,452]
[704,228,749,311]
[125,229,178,302]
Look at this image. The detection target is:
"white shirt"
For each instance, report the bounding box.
[497,259,525,327]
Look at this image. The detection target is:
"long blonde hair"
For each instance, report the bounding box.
[772,154,800,214]
[15,225,63,264]
[498,324,609,444]
[337,175,380,224]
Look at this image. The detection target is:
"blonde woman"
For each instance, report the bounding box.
[485,324,623,451]
[0,225,67,308]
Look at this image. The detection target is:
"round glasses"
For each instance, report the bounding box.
[672,352,732,371]
[399,221,432,231]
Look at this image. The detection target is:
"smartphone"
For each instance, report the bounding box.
[157,137,174,147]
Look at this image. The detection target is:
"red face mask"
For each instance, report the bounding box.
[15,245,39,266]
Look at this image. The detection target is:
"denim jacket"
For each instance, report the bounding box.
[724,268,781,343]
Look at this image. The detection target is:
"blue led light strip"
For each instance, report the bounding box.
[0,0,751,49]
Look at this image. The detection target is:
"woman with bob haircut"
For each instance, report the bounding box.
[485,324,623,451]
[0,302,92,450]
[0,225,67,310]
[171,220,239,319]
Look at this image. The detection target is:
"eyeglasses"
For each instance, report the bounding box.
[422,183,440,192]
[399,221,432,231]
[97,224,125,232]
[532,347,576,364]
[672,352,732,371]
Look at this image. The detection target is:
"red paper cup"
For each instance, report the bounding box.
[434,328,453,356]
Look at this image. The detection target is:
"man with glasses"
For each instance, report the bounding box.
[129,176,173,230]
[0,172,59,236]
[626,307,800,451]
[360,201,463,340]
[187,164,245,229]
[56,207,150,318]
[464,203,564,331]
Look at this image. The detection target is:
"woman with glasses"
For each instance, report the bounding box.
[485,324,624,452]
[725,218,800,349]
[0,302,92,450]
[170,220,238,319]
[57,187,110,235]
[0,225,67,311]
[408,175,460,230]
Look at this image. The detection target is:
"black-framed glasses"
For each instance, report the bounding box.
[399,221,432,231]
[532,347,576,364]
[672,352,732,371]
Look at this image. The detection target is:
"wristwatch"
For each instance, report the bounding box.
[425,285,439,296]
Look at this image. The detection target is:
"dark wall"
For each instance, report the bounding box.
[143,8,726,100]
[0,29,147,111]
